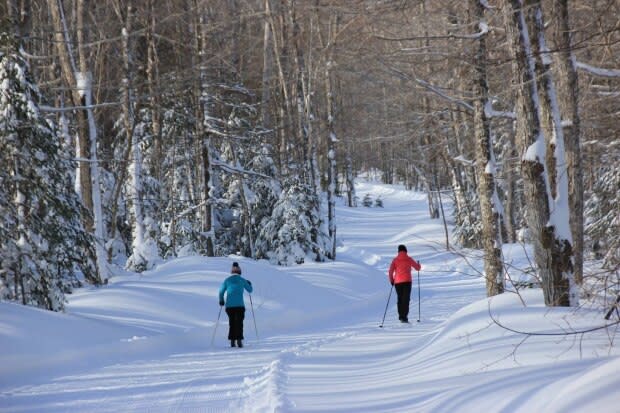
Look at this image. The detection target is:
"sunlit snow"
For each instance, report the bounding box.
[1,180,618,412]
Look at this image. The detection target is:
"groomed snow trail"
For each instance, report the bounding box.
[0,182,487,412]
[233,182,486,412]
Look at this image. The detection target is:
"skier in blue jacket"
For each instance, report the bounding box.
[218,262,253,348]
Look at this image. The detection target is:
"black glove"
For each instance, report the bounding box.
[219,300,225,306]
[390,281,394,286]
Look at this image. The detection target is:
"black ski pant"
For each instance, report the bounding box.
[226,307,245,340]
[394,282,412,321]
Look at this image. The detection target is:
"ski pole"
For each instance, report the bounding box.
[379,284,394,328]
[249,294,259,341]
[210,305,223,347]
[417,269,421,322]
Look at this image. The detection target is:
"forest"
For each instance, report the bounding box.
[1,0,618,311]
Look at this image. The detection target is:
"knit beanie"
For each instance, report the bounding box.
[231,262,241,274]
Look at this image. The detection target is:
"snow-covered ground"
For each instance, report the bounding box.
[1,181,619,412]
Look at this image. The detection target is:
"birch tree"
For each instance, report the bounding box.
[318,2,338,259]
[46,0,106,283]
[261,0,274,135]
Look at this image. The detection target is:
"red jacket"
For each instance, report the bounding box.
[389,251,421,284]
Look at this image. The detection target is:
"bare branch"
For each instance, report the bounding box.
[576,61,620,78]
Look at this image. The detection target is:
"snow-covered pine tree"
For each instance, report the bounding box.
[191,81,279,259]
[138,110,165,259]
[0,32,95,311]
[116,7,160,273]
[452,190,483,249]
[445,138,483,249]
[256,179,330,265]
[159,101,205,258]
[237,144,281,257]
[125,114,162,272]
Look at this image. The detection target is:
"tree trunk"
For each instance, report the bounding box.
[324,6,338,259]
[194,0,214,256]
[529,0,577,305]
[503,0,576,307]
[412,164,439,219]
[116,0,148,271]
[107,0,136,259]
[266,0,292,177]
[502,129,518,243]
[46,0,103,283]
[286,0,314,186]
[262,0,274,133]
[6,0,31,41]
[227,141,254,258]
[147,0,162,184]
[552,0,583,285]
[470,0,504,296]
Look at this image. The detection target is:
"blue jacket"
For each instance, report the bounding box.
[219,274,253,308]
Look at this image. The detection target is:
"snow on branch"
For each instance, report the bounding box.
[453,155,475,167]
[375,23,489,42]
[382,62,515,119]
[173,201,207,221]
[460,21,490,40]
[378,60,474,111]
[576,61,620,78]
[40,102,120,112]
[480,0,494,10]
[485,101,516,119]
[212,159,275,180]
[414,77,474,111]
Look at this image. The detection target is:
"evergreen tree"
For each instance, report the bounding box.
[217,140,279,258]
[204,84,279,258]
[0,32,94,311]
[256,179,330,265]
[243,145,281,254]
[125,113,162,272]
[452,191,483,249]
[159,100,204,257]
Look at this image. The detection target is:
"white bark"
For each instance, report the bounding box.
[47,0,105,283]
[79,72,109,280]
[324,7,338,259]
[129,132,145,259]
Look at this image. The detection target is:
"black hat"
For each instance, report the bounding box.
[231,262,241,274]
[398,244,407,252]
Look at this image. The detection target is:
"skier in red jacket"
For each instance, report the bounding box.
[388,244,421,323]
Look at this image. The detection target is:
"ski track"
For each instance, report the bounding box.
[0,185,488,413]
